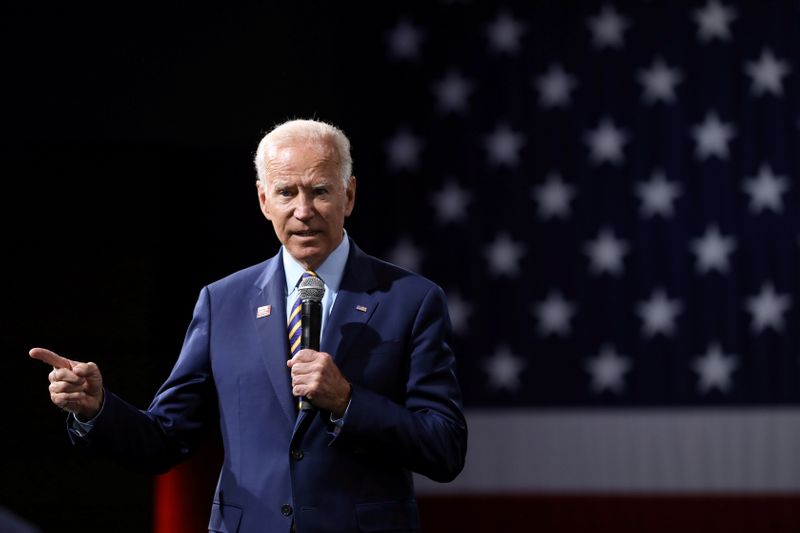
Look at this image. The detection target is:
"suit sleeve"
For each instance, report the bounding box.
[328,284,468,483]
[68,287,218,474]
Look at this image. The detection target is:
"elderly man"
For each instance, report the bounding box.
[31,119,467,533]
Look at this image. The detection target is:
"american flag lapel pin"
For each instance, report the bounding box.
[257,305,272,318]
[355,305,368,313]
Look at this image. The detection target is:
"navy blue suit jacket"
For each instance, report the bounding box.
[71,240,467,532]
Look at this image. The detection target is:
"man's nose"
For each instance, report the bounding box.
[294,194,315,220]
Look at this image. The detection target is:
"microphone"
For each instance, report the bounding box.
[297,275,325,411]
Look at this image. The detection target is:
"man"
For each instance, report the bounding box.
[31,119,467,533]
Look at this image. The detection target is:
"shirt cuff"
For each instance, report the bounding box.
[328,398,351,436]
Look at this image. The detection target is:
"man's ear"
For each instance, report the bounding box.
[257,180,272,220]
[344,176,356,217]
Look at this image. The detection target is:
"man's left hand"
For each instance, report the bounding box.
[288,349,351,417]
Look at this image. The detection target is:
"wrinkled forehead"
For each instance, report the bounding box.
[265,141,338,175]
[267,137,337,160]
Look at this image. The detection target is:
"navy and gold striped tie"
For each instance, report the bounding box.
[288,270,318,356]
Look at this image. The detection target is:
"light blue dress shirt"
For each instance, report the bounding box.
[282,231,350,338]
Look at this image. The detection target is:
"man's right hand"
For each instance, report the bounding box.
[29,347,104,421]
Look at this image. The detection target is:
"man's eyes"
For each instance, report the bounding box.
[274,187,329,197]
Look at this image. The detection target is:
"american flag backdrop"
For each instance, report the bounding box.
[337,1,800,531]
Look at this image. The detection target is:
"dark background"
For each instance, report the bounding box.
[2,3,394,531]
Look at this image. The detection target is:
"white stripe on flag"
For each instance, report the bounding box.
[416,408,800,493]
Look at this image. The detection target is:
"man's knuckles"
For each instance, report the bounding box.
[49,381,73,393]
[72,362,98,376]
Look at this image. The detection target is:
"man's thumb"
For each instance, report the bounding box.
[73,361,99,377]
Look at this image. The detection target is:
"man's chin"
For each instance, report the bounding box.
[286,244,325,268]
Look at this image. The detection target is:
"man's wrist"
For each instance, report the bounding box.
[332,382,352,418]
[74,389,105,423]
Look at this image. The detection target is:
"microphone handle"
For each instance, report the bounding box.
[299,299,322,411]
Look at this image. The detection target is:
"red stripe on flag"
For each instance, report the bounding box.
[418,494,800,533]
[153,439,222,533]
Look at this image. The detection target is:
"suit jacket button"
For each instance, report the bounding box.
[281,504,293,517]
[291,449,304,460]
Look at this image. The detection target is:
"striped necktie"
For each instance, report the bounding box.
[288,270,318,356]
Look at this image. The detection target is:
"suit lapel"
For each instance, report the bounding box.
[292,243,380,443]
[292,406,315,440]
[251,254,295,427]
[321,241,379,367]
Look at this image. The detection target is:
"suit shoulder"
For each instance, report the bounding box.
[206,258,274,293]
[366,254,443,295]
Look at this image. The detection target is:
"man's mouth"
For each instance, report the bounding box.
[293,230,320,237]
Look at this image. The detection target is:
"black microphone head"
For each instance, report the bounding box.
[298,276,325,302]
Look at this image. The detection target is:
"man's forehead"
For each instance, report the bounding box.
[269,177,333,188]
[265,143,338,181]
[266,141,335,161]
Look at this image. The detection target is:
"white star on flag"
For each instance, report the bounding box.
[531,172,576,220]
[637,58,683,104]
[485,123,525,167]
[535,64,578,109]
[388,237,423,273]
[693,0,737,42]
[635,170,682,218]
[533,291,576,337]
[585,344,631,394]
[744,48,791,97]
[433,70,474,113]
[587,4,629,49]
[486,10,526,54]
[693,342,738,394]
[583,228,629,276]
[690,225,737,274]
[636,289,683,338]
[445,289,473,336]
[385,19,424,60]
[742,164,790,214]
[691,112,736,160]
[485,233,526,277]
[584,118,628,165]
[431,179,471,224]
[484,346,526,391]
[385,129,422,171]
[745,282,792,334]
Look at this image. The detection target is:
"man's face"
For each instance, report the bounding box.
[258,141,355,270]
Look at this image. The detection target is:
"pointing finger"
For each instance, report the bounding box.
[29,348,73,370]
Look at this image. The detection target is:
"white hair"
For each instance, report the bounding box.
[254,119,353,186]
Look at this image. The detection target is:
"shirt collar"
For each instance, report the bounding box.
[282,230,350,295]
